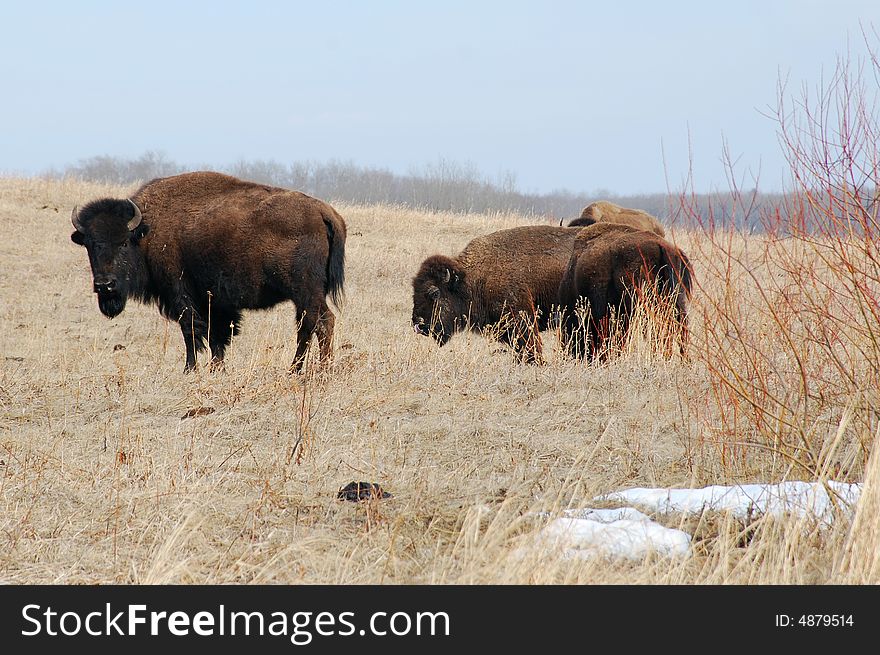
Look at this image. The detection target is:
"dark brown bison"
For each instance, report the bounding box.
[411,225,581,363]
[558,223,692,361]
[70,171,346,372]
[564,200,666,237]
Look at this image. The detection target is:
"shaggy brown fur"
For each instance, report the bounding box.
[71,171,346,372]
[558,223,692,361]
[567,200,666,237]
[412,226,581,363]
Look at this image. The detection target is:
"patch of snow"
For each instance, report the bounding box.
[527,511,691,560]
[596,481,862,525]
[522,480,861,563]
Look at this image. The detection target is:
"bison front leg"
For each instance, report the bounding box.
[517,325,544,365]
[290,301,335,373]
[499,311,544,365]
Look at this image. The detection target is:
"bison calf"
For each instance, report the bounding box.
[70,171,346,372]
[565,200,666,237]
[558,223,692,361]
[412,225,581,363]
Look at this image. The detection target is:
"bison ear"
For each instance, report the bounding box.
[436,264,464,292]
[70,231,85,246]
[447,268,463,291]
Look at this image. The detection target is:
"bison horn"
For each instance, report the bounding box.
[70,205,84,233]
[442,268,451,284]
[127,200,143,231]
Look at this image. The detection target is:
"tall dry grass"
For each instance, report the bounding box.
[0,169,875,584]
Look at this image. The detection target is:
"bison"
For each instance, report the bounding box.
[411,225,581,363]
[558,222,692,361]
[70,171,346,373]
[564,200,666,237]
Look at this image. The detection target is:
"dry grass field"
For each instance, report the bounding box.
[1,176,878,584]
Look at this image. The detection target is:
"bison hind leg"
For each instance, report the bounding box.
[208,309,242,370]
[290,300,335,374]
[177,305,209,373]
[560,308,585,360]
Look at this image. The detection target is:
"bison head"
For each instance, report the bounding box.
[70,198,149,318]
[411,255,468,346]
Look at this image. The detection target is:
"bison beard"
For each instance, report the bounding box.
[97,292,126,318]
[70,171,346,373]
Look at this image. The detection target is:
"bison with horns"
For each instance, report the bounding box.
[411,225,582,364]
[557,222,692,361]
[70,171,346,372]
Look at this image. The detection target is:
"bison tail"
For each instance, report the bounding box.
[323,214,346,309]
[657,245,693,357]
[657,244,693,319]
[672,248,693,298]
[657,245,689,292]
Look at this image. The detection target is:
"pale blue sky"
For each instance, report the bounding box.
[1,1,877,194]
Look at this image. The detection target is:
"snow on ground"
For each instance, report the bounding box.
[526,481,863,562]
[597,480,862,526]
[537,513,691,560]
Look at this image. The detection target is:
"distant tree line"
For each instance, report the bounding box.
[48,151,808,231]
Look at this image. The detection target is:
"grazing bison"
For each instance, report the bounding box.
[558,223,692,361]
[70,171,346,372]
[411,225,581,363]
[564,200,666,237]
